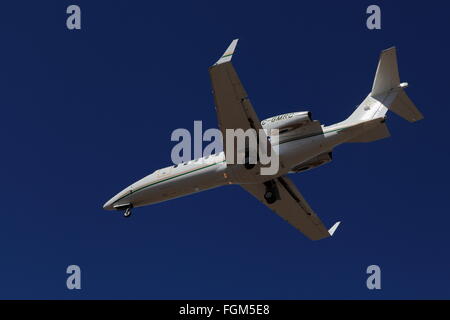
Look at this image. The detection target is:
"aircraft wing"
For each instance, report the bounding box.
[241,176,341,240]
[208,39,272,160]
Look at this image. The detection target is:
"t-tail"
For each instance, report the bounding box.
[337,47,423,143]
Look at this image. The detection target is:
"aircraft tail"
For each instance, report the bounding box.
[370,47,423,122]
[340,47,423,142]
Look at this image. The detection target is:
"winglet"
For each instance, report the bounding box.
[214,39,239,66]
[328,221,341,236]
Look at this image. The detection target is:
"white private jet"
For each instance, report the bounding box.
[103,40,423,240]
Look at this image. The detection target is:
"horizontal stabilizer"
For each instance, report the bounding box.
[389,90,424,122]
[347,122,390,143]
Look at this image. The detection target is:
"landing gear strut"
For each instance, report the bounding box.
[123,207,132,218]
[114,203,133,218]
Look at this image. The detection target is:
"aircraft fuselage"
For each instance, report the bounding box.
[103,122,368,211]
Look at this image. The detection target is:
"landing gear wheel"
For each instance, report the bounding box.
[264,190,277,204]
[123,207,132,218]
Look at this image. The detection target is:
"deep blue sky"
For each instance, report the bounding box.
[0,1,449,299]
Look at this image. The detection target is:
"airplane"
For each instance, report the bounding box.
[103,40,423,240]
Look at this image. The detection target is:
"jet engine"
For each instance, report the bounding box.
[290,152,332,173]
[261,111,312,134]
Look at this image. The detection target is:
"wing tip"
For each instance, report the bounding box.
[328,221,341,236]
[213,39,239,66]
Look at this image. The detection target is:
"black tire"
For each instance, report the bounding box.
[264,191,277,204]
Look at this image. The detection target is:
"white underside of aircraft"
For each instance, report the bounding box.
[103,40,423,241]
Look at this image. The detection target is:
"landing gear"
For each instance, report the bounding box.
[113,203,133,218]
[119,205,133,218]
[123,207,132,218]
[264,190,277,204]
[263,180,279,204]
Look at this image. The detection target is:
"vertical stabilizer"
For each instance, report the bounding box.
[371,47,400,96]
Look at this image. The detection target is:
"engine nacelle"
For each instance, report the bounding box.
[261,111,312,133]
[290,152,332,173]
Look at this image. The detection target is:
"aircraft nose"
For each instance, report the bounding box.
[103,198,115,211]
[103,186,134,211]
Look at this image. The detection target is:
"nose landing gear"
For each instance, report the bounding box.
[123,207,132,218]
[113,203,133,218]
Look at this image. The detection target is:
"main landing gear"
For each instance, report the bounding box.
[264,190,277,204]
[263,180,279,205]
